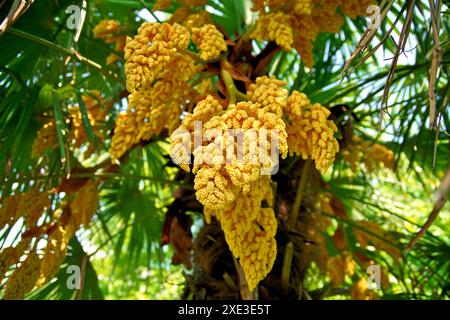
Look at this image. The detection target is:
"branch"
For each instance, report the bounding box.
[233,258,255,300]
[406,167,450,251]
[220,67,238,105]
[281,241,294,295]
[288,159,312,226]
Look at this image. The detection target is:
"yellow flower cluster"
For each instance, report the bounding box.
[250,0,375,68]
[354,220,400,260]
[109,110,139,162]
[240,213,277,291]
[0,238,30,284]
[341,0,375,19]
[187,98,287,210]
[294,0,312,15]
[170,95,224,172]
[0,188,50,230]
[32,121,58,159]
[115,20,227,162]
[177,0,207,6]
[192,24,227,61]
[364,142,395,173]
[182,10,211,32]
[109,81,193,162]
[93,19,127,65]
[152,0,171,11]
[350,278,378,300]
[342,137,395,173]
[70,180,98,228]
[171,76,289,290]
[124,22,190,92]
[93,19,121,43]
[327,251,356,285]
[284,91,339,173]
[35,226,70,288]
[3,251,41,300]
[250,12,293,51]
[0,178,99,298]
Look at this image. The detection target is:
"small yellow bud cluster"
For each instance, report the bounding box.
[293,0,312,15]
[0,178,99,298]
[93,19,121,43]
[152,0,171,12]
[183,10,211,32]
[364,142,395,173]
[93,19,127,65]
[341,0,375,20]
[192,24,227,61]
[353,220,400,260]
[248,76,288,118]
[284,91,339,173]
[177,0,207,6]
[251,0,375,68]
[240,210,277,290]
[0,189,50,230]
[124,22,189,92]
[170,95,223,172]
[327,252,356,285]
[0,238,30,284]
[35,226,70,288]
[250,12,294,51]
[350,278,378,300]
[109,110,139,162]
[3,251,41,300]
[32,121,58,159]
[342,137,395,173]
[70,180,98,228]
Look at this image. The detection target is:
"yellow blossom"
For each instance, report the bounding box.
[109,110,138,162]
[177,0,207,6]
[93,19,121,43]
[342,137,395,173]
[169,7,192,24]
[152,0,171,11]
[194,165,239,211]
[364,142,395,172]
[239,205,277,291]
[341,0,375,20]
[106,53,121,65]
[32,121,58,159]
[292,0,312,15]
[251,12,294,51]
[0,238,31,284]
[4,251,41,300]
[183,10,211,32]
[124,22,190,91]
[350,278,378,300]
[35,226,69,288]
[285,91,339,173]
[192,24,227,61]
[251,0,266,12]
[70,180,98,228]
[247,76,288,118]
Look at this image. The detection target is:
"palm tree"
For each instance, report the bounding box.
[0,0,448,300]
